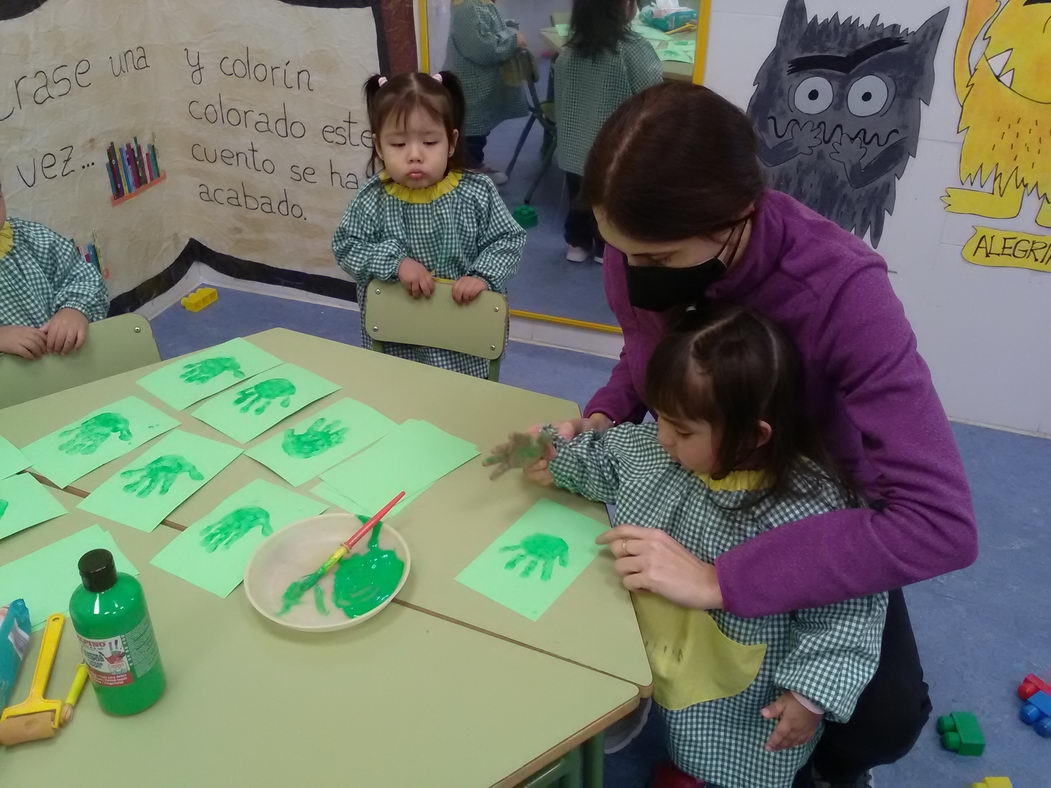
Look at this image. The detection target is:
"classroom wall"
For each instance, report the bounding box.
[703,0,1050,435]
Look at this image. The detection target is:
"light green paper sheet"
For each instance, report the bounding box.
[0,435,29,480]
[554,22,571,37]
[655,40,695,63]
[76,431,242,532]
[245,398,397,487]
[310,481,422,520]
[150,478,328,597]
[0,525,138,630]
[136,338,283,410]
[190,363,341,444]
[22,397,181,489]
[631,20,673,41]
[0,473,67,540]
[319,419,478,516]
[456,499,606,621]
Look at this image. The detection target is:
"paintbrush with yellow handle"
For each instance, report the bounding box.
[0,613,64,746]
[59,664,89,726]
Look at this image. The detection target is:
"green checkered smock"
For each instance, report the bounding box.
[547,423,887,788]
[445,0,527,137]
[332,171,524,378]
[0,218,108,329]
[553,31,663,176]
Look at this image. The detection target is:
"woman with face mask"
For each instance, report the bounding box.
[541,82,978,787]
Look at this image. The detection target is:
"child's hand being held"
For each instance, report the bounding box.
[451,275,487,305]
[43,308,89,355]
[760,692,821,752]
[0,325,47,360]
[398,258,435,299]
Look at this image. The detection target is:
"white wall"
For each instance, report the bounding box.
[703,0,1051,435]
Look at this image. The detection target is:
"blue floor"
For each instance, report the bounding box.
[153,287,1051,788]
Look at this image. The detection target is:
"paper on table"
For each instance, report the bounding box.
[0,525,138,630]
[554,22,571,37]
[0,473,67,540]
[150,478,328,597]
[245,398,397,486]
[655,40,695,63]
[630,20,673,40]
[320,419,478,516]
[76,431,242,532]
[190,363,341,444]
[455,499,606,621]
[22,397,181,489]
[0,435,29,480]
[137,338,283,410]
[310,481,423,520]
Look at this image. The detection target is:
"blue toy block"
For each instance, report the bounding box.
[1019,690,1051,738]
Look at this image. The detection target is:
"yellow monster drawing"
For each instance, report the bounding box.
[943,0,1050,227]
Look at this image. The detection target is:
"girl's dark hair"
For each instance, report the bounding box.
[644,304,852,507]
[363,71,468,177]
[567,0,636,59]
[583,82,765,242]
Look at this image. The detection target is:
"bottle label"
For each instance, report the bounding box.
[78,616,160,687]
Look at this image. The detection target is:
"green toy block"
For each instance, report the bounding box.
[513,205,538,229]
[937,711,985,756]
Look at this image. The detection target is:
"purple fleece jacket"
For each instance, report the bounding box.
[586,190,977,617]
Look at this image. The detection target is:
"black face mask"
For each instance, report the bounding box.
[624,217,749,312]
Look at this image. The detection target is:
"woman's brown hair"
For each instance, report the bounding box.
[363,71,468,177]
[583,82,765,242]
[644,304,853,507]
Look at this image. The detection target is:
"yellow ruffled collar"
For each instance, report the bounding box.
[0,221,13,260]
[696,470,771,492]
[381,170,462,204]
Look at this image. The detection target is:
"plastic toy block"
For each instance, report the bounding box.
[512,205,538,229]
[181,287,218,312]
[1019,689,1051,738]
[1018,673,1051,700]
[937,711,986,756]
[972,779,1012,788]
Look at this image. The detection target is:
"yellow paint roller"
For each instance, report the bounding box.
[0,613,64,746]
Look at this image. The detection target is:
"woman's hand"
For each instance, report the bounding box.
[760,692,822,751]
[397,258,434,299]
[533,412,613,442]
[596,524,724,610]
[451,275,487,305]
[42,308,88,355]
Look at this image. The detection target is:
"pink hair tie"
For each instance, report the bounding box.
[377,76,388,87]
[431,73,443,83]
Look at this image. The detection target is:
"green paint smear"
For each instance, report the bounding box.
[180,356,246,384]
[281,418,347,459]
[200,506,272,552]
[233,378,296,415]
[331,525,405,619]
[0,499,7,519]
[313,584,329,615]
[119,454,204,497]
[58,412,132,455]
[500,533,569,581]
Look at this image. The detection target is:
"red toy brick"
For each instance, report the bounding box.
[1018,673,1051,701]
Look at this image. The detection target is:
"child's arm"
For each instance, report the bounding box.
[43,232,108,354]
[464,178,525,293]
[546,426,626,505]
[625,36,664,94]
[332,186,409,284]
[767,592,888,745]
[451,1,521,65]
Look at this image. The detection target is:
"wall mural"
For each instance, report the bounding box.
[747,0,948,247]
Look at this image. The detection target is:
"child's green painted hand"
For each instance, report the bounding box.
[58,412,132,455]
[180,356,245,384]
[761,692,822,752]
[233,378,296,414]
[200,506,272,552]
[483,431,553,480]
[120,454,204,497]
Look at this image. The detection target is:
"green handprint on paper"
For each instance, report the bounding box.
[483,432,553,479]
[58,412,133,455]
[281,418,348,459]
[120,454,204,497]
[501,533,569,581]
[233,378,296,415]
[0,499,7,519]
[199,505,272,552]
[180,357,245,385]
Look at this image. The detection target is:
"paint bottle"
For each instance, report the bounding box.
[69,549,166,715]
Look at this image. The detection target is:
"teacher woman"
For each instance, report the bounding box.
[545,83,978,785]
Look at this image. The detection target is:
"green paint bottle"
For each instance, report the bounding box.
[69,549,166,715]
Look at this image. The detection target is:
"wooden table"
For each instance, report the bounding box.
[540,25,695,82]
[0,328,651,785]
[1,494,638,787]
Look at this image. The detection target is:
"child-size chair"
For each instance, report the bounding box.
[503,48,558,206]
[0,313,161,408]
[362,279,509,382]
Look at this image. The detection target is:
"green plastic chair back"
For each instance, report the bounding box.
[0,313,161,408]
[362,279,509,381]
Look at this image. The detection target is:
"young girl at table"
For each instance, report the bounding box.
[332,72,525,379]
[520,305,887,788]
[554,0,661,262]
[444,0,528,183]
[0,179,109,360]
